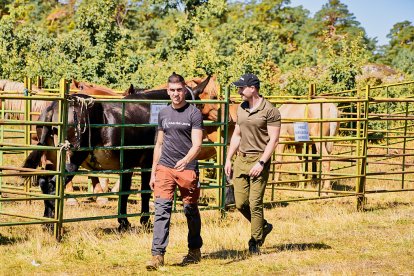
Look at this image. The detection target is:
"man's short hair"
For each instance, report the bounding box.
[168,72,185,85]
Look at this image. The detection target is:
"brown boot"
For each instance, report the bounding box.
[146,255,164,271]
[181,248,201,266]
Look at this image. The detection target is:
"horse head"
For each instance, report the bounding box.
[70,79,118,96]
[66,94,100,149]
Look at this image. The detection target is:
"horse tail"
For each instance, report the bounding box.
[22,147,44,169]
[22,102,55,170]
[326,103,339,153]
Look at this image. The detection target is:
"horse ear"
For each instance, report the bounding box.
[125,84,134,96]
[192,75,211,98]
[71,79,79,89]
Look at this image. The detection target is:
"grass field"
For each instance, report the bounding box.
[1,111,414,274]
[1,191,413,275]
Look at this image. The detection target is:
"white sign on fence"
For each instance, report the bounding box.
[150,104,168,124]
[294,122,310,142]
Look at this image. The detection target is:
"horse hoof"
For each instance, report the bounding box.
[118,221,131,232]
[66,198,79,206]
[96,197,109,205]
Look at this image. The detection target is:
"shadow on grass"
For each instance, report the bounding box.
[170,249,251,267]
[269,242,331,252]
[198,242,331,265]
[264,202,289,209]
[0,234,19,245]
[363,201,412,212]
[98,224,153,235]
[225,202,289,212]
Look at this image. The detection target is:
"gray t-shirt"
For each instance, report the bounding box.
[158,103,203,170]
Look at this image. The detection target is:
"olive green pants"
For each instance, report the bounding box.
[233,154,270,243]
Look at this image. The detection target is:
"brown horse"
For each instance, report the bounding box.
[274,102,340,191]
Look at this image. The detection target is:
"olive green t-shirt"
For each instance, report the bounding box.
[237,97,281,154]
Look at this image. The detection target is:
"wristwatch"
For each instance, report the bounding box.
[258,160,265,166]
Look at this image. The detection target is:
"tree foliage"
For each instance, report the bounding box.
[0,0,411,92]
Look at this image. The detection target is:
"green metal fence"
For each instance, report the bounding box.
[0,78,230,239]
[2,77,414,239]
[228,80,414,210]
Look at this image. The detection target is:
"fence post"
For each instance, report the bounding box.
[356,85,369,210]
[55,78,69,240]
[220,85,230,216]
[24,77,32,199]
[401,101,409,189]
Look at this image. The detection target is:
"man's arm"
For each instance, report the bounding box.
[224,124,242,177]
[174,128,203,171]
[149,130,164,190]
[249,125,280,177]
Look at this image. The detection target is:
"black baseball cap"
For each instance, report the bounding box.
[232,73,260,88]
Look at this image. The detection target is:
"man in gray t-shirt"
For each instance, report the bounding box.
[158,102,203,170]
[146,73,204,271]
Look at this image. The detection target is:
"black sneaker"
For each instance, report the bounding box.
[261,222,273,246]
[248,239,261,255]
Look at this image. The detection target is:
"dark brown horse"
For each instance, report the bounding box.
[22,78,212,231]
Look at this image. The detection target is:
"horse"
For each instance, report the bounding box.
[0,80,51,122]
[274,102,340,191]
[70,79,122,97]
[22,77,212,231]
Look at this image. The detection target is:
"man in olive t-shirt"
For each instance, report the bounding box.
[225,73,281,255]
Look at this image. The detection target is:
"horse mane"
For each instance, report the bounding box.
[187,75,220,100]
[124,87,193,100]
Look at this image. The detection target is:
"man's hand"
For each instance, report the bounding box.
[174,158,188,171]
[224,160,233,178]
[249,162,264,178]
[149,174,156,190]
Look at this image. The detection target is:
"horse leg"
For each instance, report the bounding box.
[65,180,79,206]
[91,177,109,205]
[314,143,331,194]
[140,170,152,226]
[118,172,132,231]
[111,179,120,193]
[295,144,305,189]
[311,144,318,182]
[39,174,56,232]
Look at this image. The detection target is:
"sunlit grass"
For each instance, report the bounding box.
[1,192,413,274]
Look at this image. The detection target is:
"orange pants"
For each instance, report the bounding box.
[153,164,200,204]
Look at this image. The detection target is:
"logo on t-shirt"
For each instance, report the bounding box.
[162,118,191,129]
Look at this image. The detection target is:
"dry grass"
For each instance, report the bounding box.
[1,123,414,274]
[1,191,413,275]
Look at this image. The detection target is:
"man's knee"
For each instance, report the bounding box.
[235,200,250,212]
